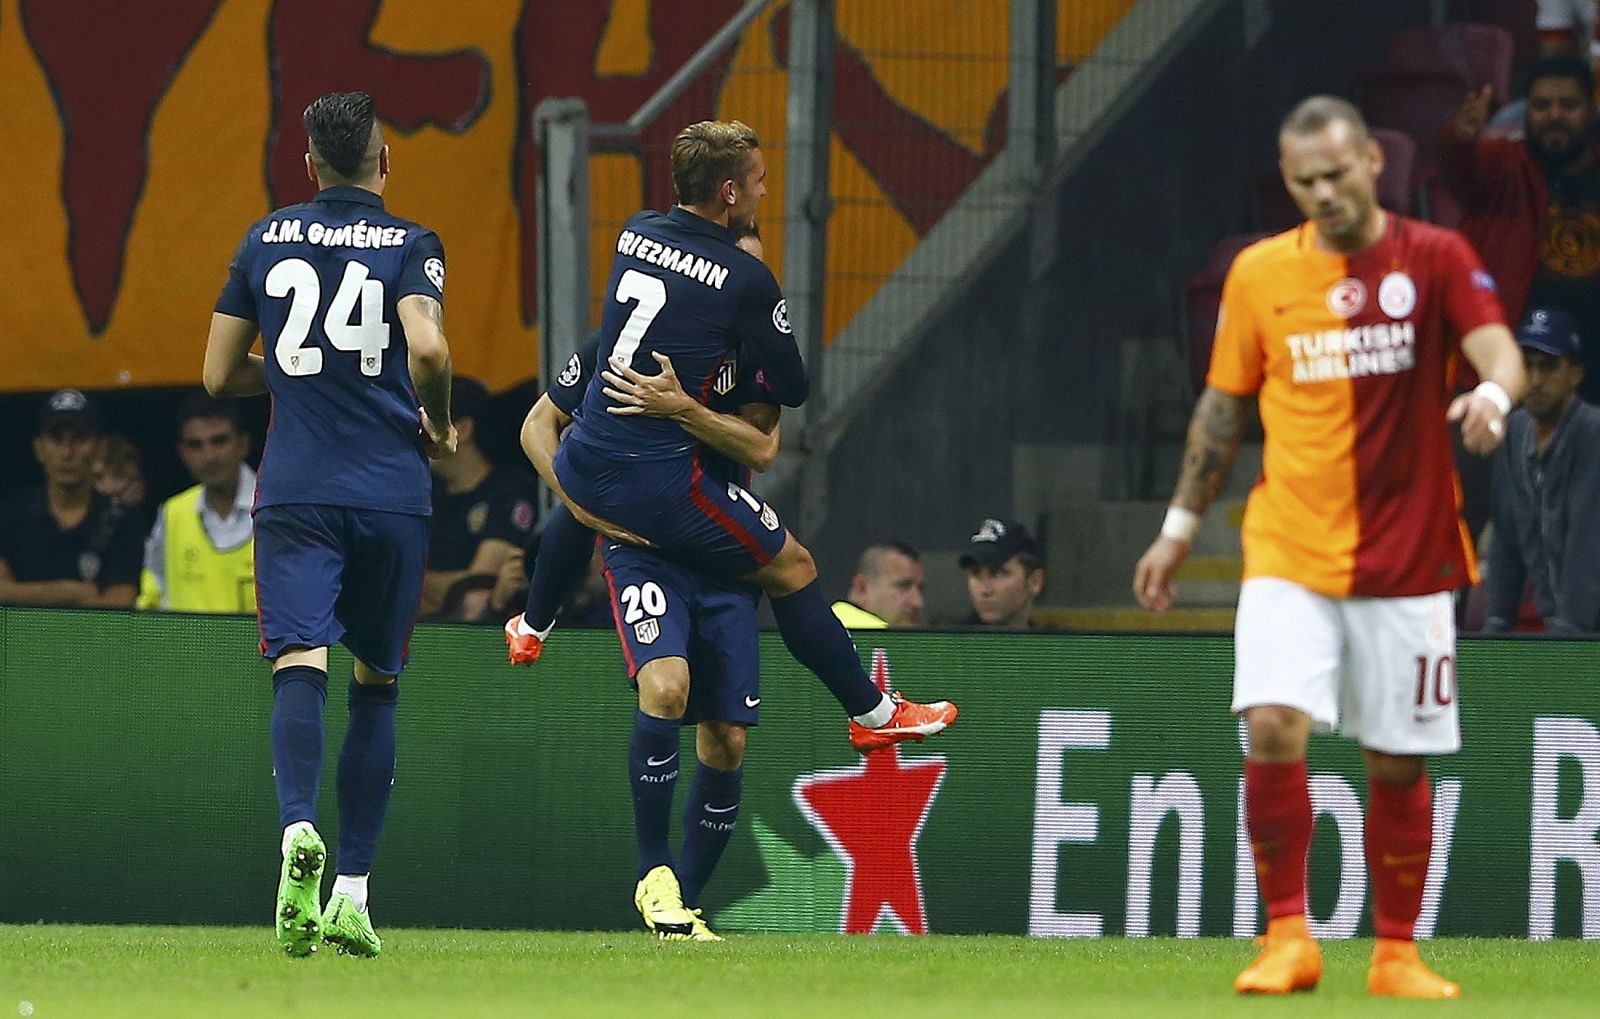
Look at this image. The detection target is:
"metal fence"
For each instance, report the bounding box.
[535,0,1138,516]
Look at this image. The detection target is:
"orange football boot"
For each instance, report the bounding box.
[1367,938,1460,999]
[847,692,959,753]
[1235,915,1322,994]
[504,613,544,665]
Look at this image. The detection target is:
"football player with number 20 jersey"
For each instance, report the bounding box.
[204,92,456,960]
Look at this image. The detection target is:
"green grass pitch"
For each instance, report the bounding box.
[4,926,1599,1018]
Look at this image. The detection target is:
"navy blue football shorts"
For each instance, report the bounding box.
[254,504,429,676]
[554,438,787,578]
[603,542,762,727]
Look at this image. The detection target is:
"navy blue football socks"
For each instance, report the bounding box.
[629,710,684,878]
[271,664,328,830]
[336,679,399,875]
[678,762,743,908]
[523,505,596,631]
[771,580,882,717]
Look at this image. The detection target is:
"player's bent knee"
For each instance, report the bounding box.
[753,534,818,596]
[697,722,747,770]
[353,660,396,686]
[1364,748,1425,784]
[274,646,329,673]
[636,658,691,718]
[1245,705,1312,761]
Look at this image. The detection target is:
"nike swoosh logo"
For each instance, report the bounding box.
[705,803,738,814]
[744,696,761,708]
[645,753,678,767]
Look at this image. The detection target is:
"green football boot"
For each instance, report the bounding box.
[275,827,326,957]
[687,908,725,943]
[633,865,696,940]
[322,891,383,957]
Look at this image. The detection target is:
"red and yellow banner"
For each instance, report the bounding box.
[0,0,1127,393]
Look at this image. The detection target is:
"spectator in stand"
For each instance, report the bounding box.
[830,541,925,629]
[469,536,615,627]
[138,393,257,613]
[422,376,538,619]
[960,518,1047,629]
[1442,57,1600,400]
[1485,307,1600,633]
[0,389,145,607]
[96,434,148,510]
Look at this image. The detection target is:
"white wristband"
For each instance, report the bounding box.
[1474,380,1512,417]
[1160,506,1200,544]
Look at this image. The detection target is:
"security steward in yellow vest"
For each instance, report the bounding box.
[138,395,257,612]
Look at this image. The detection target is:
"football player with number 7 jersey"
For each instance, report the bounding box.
[203,91,456,961]
[542,121,959,925]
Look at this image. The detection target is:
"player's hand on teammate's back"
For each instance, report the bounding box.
[1446,391,1507,456]
[1133,536,1189,613]
[420,408,458,460]
[1453,84,1494,143]
[602,352,696,420]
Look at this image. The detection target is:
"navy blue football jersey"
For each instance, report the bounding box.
[551,330,778,488]
[567,207,806,457]
[215,186,443,516]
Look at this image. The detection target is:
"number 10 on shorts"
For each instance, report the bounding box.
[1414,654,1455,711]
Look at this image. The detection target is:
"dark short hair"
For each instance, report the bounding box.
[176,392,244,434]
[1280,95,1369,142]
[1528,55,1596,100]
[670,120,759,206]
[855,542,920,580]
[304,91,380,180]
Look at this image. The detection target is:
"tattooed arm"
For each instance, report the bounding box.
[1172,386,1251,514]
[1133,385,1251,611]
[398,294,457,459]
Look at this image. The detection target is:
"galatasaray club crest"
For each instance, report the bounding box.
[792,648,947,934]
[1326,277,1367,319]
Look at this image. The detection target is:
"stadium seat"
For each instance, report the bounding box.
[1458,0,1541,70]
[1380,23,1516,105]
[1180,233,1270,394]
[1362,70,1473,180]
[1422,173,1464,229]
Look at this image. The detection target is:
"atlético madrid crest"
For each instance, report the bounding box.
[792,648,947,934]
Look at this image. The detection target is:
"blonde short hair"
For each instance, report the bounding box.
[670,120,760,205]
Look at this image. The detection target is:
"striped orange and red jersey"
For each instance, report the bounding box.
[1207,215,1506,598]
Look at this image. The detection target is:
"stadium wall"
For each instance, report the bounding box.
[3,607,1598,938]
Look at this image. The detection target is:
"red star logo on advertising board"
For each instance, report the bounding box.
[792,649,947,934]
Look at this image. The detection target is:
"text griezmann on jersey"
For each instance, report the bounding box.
[616,229,731,290]
[260,218,409,248]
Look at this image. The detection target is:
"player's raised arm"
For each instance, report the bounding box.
[397,294,456,459]
[602,352,781,471]
[202,314,268,398]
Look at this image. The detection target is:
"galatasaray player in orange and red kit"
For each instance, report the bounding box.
[1134,97,1526,1000]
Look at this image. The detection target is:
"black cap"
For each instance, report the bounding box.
[1517,307,1582,360]
[451,376,491,423]
[37,388,101,436]
[959,518,1041,569]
